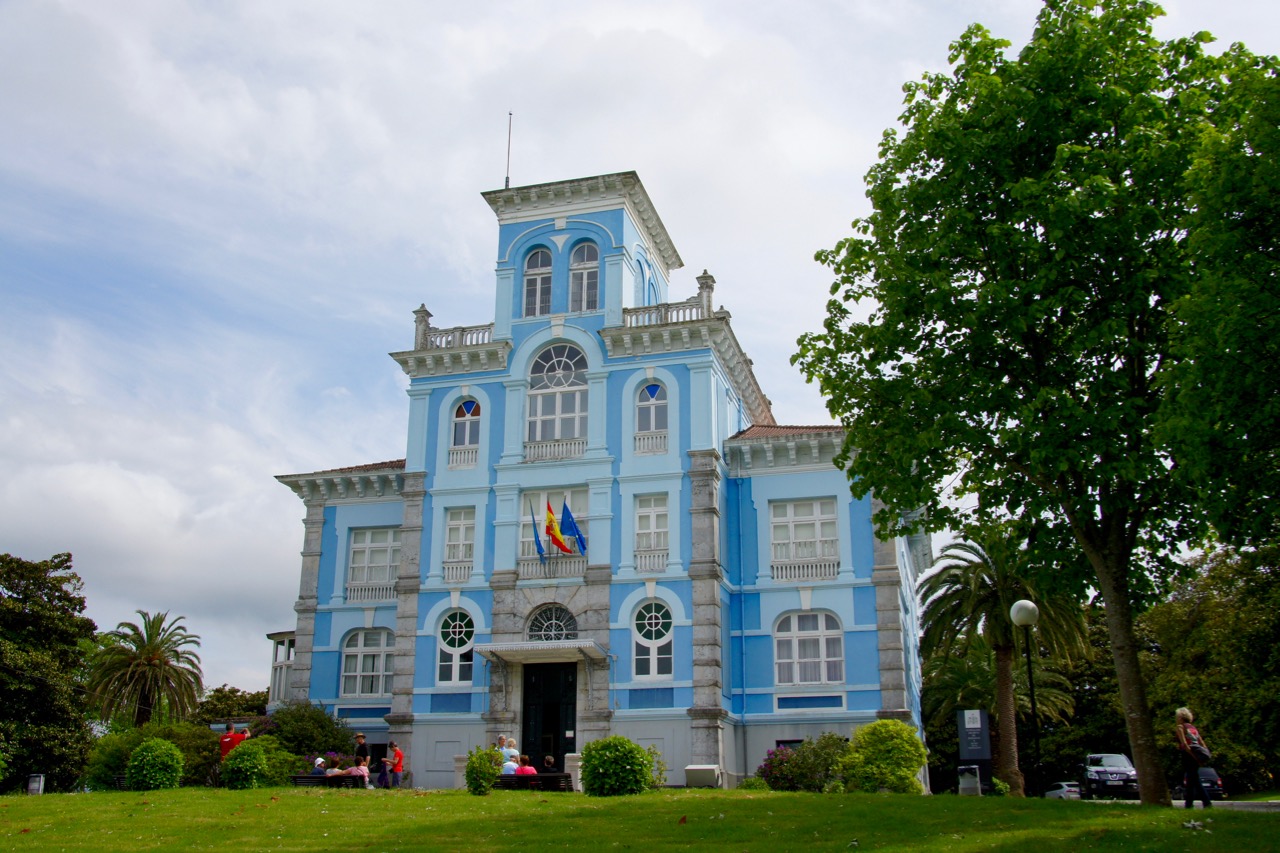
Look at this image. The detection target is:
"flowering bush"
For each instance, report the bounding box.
[580,735,651,796]
[756,733,848,792]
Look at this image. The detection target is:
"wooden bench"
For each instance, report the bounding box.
[290,774,368,789]
[493,772,572,792]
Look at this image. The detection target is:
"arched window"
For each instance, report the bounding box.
[569,243,599,312]
[453,400,481,447]
[774,612,843,686]
[341,629,394,697]
[633,600,673,678]
[635,383,668,454]
[524,249,552,317]
[527,605,578,641]
[437,610,474,684]
[527,344,588,444]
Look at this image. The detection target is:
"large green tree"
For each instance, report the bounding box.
[0,553,97,793]
[794,0,1266,804]
[1162,58,1280,545]
[921,535,1085,795]
[89,610,204,728]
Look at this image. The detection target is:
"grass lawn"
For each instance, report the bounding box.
[2,788,1278,852]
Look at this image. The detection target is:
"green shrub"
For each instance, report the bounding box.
[126,738,184,791]
[250,702,353,757]
[839,719,927,795]
[756,733,849,792]
[85,729,145,790]
[464,745,501,795]
[246,735,302,787]
[222,741,269,790]
[580,735,651,797]
[991,777,1010,796]
[736,776,769,791]
[644,744,667,789]
[86,722,221,789]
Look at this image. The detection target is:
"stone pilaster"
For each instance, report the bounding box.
[687,449,725,772]
[287,499,326,701]
[872,559,908,719]
[387,472,426,742]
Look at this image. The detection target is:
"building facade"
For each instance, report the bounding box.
[270,171,926,788]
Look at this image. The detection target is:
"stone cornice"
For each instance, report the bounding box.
[599,311,775,427]
[276,461,407,503]
[723,428,844,476]
[482,172,683,275]
[390,338,510,379]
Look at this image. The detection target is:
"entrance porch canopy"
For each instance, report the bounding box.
[474,639,608,665]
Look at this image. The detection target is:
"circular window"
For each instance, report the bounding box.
[635,601,672,641]
[530,345,587,390]
[441,610,474,649]
[528,605,578,641]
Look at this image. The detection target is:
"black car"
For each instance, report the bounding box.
[1173,767,1224,801]
[1080,753,1140,800]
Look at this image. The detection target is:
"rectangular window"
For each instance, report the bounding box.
[445,508,476,562]
[771,499,838,562]
[520,488,588,558]
[635,494,669,551]
[349,528,400,586]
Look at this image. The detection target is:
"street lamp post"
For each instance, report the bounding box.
[1010,599,1040,798]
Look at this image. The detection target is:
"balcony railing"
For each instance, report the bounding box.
[421,324,493,350]
[346,581,395,602]
[449,447,478,468]
[771,560,840,583]
[634,431,667,455]
[524,438,586,462]
[623,301,707,327]
[517,556,587,580]
[635,550,669,573]
[442,561,472,584]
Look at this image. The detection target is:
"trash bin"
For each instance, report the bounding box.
[958,765,981,796]
[27,775,44,795]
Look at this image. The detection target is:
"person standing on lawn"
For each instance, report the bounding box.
[381,741,404,788]
[219,723,249,759]
[1175,707,1212,809]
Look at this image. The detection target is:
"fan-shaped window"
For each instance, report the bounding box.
[633,600,673,678]
[570,243,599,312]
[637,383,667,432]
[527,344,588,446]
[453,400,481,447]
[527,605,578,641]
[774,612,843,686]
[524,249,552,317]
[438,610,474,684]
[341,629,394,697]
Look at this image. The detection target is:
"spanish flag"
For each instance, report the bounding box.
[545,501,573,554]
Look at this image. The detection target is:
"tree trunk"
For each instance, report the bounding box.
[993,643,1025,797]
[1089,553,1172,806]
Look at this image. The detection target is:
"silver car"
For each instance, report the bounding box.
[1044,781,1082,800]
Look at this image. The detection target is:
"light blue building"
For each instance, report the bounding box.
[270,171,926,788]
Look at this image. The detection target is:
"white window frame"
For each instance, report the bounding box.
[444,507,475,583]
[774,611,844,686]
[634,494,668,573]
[450,400,481,467]
[569,243,599,312]
[770,499,839,582]
[528,605,578,641]
[526,344,588,446]
[633,600,673,679]
[341,629,395,697]
[523,249,552,317]
[347,528,399,601]
[635,383,668,454]
[519,488,588,560]
[437,610,474,684]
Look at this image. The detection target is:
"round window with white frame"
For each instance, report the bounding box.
[633,600,673,678]
[438,610,474,684]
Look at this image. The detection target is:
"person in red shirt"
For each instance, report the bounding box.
[382,740,404,788]
[514,755,537,776]
[219,724,249,759]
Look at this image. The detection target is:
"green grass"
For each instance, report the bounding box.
[2,788,1277,852]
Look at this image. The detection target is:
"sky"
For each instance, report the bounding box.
[2,1,1276,692]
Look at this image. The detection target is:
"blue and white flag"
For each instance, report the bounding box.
[528,500,546,564]
[559,500,587,556]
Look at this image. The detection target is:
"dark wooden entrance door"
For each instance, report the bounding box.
[521,662,577,770]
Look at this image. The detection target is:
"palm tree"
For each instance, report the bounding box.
[920,534,1086,796]
[88,610,204,727]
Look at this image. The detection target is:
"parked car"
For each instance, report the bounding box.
[1080,753,1140,800]
[1173,767,1224,801]
[1044,781,1082,800]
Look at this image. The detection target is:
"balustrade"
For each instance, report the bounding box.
[524,438,586,462]
[346,581,395,602]
[634,431,668,455]
[770,560,839,583]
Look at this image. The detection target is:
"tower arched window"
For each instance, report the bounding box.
[527,605,578,641]
[453,400,481,448]
[633,600,673,678]
[569,243,599,312]
[774,612,843,686]
[527,344,588,446]
[635,383,667,454]
[524,249,552,317]
[437,610,474,684]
